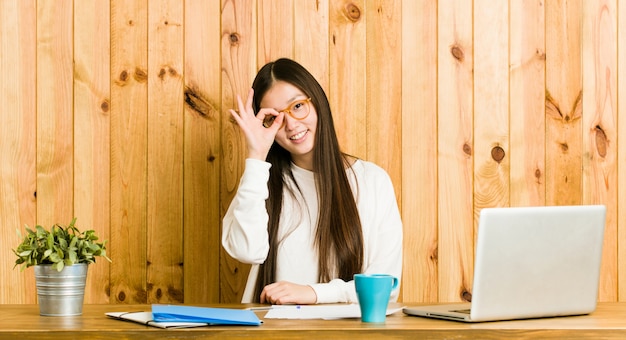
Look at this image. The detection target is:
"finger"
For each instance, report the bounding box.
[255,107,277,119]
[260,283,283,304]
[254,108,278,128]
[245,88,254,112]
[261,283,276,302]
[261,111,284,129]
[271,291,296,305]
[236,94,247,116]
[269,112,285,128]
[228,109,242,125]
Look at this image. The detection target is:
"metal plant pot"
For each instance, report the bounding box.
[34,263,88,316]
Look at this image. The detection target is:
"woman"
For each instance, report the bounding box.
[222,58,402,305]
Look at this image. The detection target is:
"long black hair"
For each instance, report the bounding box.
[251,58,364,302]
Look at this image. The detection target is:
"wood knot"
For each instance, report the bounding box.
[184,85,213,118]
[135,289,148,302]
[462,143,472,156]
[491,146,505,163]
[545,90,563,120]
[134,67,148,83]
[156,66,180,80]
[117,291,126,302]
[344,3,361,22]
[451,45,464,62]
[560,142,568,152]
[101,99,110,113]
[536,48,546,60]
[119,70,129,82]
[595,125,607,157]
[461,290,472,302]
[229,33,240,45]
[535,168,542,179]
[207,155,215,162]
[168,286,184,302]
[155,288,163,300]
[430,246,438,262]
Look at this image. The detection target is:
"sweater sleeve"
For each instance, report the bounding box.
[221,158,273,264]
[311,162,403,304]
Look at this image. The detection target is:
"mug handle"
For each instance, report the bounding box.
[391,277,399,290]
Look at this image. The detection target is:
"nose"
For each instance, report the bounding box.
[281,112,299,130]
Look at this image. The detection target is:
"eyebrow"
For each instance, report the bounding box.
[287,95,306,104]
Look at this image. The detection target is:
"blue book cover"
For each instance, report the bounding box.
[151,305,262,326]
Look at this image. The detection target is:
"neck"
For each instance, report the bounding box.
[291,154,313,171]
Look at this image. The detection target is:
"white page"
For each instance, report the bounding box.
[263,304,403,320]
[106,312,209,329]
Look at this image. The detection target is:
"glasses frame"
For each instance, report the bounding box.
[262,97,312,128]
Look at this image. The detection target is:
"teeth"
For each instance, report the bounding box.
[290,131,307,140]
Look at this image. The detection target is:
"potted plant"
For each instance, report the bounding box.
[13,218,111,316]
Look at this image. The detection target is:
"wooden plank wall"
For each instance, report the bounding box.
[0,0,624,305]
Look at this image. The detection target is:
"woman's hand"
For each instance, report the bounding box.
[229,88,284,160]
[260,281,318,305]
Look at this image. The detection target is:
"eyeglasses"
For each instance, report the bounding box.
[262,98,312,128]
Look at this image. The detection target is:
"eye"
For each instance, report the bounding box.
[263,114,276,128]
[292,101,305,112]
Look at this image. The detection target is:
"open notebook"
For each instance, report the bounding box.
[107,304,261,328]
[403,205,606,322]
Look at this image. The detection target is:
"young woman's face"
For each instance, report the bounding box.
[260,81,317,170]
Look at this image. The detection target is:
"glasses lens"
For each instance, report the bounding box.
[288,99,309,119]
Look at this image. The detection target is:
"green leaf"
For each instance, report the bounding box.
[46,232,54,249]
[69,236,78,248]
[68,250,77,264]
[49,252,61,263]
[59,238,68,250]
[18,250,32,257]
[53,261,64,272]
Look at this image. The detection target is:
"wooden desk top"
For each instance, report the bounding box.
[3,302,626,339]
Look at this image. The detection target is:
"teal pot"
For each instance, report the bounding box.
[34,263,88,316]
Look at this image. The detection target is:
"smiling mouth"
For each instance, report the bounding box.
[290,130,307,140]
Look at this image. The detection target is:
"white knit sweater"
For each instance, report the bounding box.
[222,158,403,303]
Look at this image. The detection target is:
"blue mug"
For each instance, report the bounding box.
[354,273,399,323]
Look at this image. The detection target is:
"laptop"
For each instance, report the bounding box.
[403,205,606,322]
